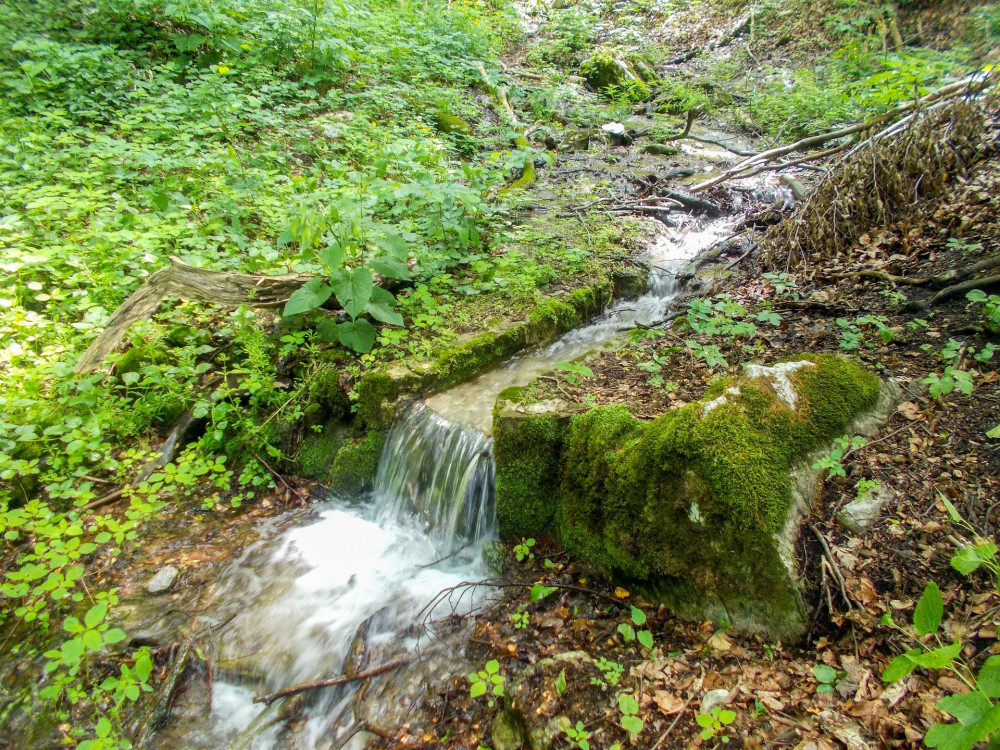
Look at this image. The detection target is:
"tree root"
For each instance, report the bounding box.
[931,274,1000,305]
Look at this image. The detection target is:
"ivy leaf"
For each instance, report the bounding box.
[331,267,374,319]
[284,279,333,317]
[364,286,403,326]
[336,319,376,354]
[913,581,943,636]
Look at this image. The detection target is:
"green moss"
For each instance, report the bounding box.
[528,298,577,337]
[295,419,346,481]
[309,366,350,421]
[434,112,473,135]
[493,354,882,637]
[579,49,650,99]
[114,346,146,376]
[433,327,528,387]
[354,371,398,430]
[493,409,569,539]
[500,160,536,192]
[328,429,386,493]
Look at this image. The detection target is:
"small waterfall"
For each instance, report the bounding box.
[374,402,496,545]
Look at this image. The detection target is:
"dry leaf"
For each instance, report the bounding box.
[652,690,686,715]
[708,631,733,652]
[897,401,921,420]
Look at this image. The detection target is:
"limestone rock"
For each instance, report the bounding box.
[837,482,894,534]
[145,565,178,595]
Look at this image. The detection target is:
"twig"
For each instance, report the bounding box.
[809,523,853,610]
[651,670,705,749]
[417,540,475,569]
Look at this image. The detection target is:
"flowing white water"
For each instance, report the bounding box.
[157,406,498,750]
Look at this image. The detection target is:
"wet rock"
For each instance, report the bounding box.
[506,651,598,750]
[640,143,679,156]
[837,482,894,534]
[145,565,178,594]
[491,709,530,750]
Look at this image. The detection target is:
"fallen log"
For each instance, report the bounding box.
[74,258,317,374]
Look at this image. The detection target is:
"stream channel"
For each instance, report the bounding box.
[154,184,771,749]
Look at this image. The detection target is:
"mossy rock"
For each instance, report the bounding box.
[493,355,889,638]
[328,430,386,493]
[579,49,650,99]
[294,418,347,481]
[434,112,473,136]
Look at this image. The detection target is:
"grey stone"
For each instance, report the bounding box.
[699,688,730,716]
[837,483,894,534]
[145,565,179,594]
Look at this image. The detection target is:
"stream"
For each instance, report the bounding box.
[155,187,772,749]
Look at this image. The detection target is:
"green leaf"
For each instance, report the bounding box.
[370,256,411,281]
[620,715,644,735]
[914,581,943,636]
[82,629,102,651]
[817,684,834,694]
[979,656,1000,699]
[376,232,409,261]
[135,651,153,683]
[941,495,964,524]
[470,680,486,698]
[331,267,374,319]
[987,425,1000,439]
[318,242,344,271]
[630,606,647,626]
[124,684,140,701]
[63,616,84,634]
[952,547,984,575]
[813,664,837,684]
[61,638,85,663]
[102,628,126,645]
[619,694,639,715]
[530,584,557,602]
[719,709,736,725]
[284,279,333,317]
[637,630,654,649]
[696,714,714,728]
[914,642,962,669]
[617,623,636,642]
[364,286,404,326]
[555,669,567,697]
[485,659,500,675]
[336,319,377,353]
[937,691,994,725]
[883,649,921,682]
[701,728,714,740]
[84,602,107,630]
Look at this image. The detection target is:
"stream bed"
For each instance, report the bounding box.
[154,185,774,748]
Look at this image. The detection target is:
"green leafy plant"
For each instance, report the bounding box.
[531,584,558,602]
[812,435,867,478]
[855,477,882,499]
[510,608,530,630]
[555,668,567,697]
[685,340,728,370]
[514,537,536,561]
[557,361,595,386]
[618,693,644,736]
[591,657,624,687]
[761,271,798,296]
[923,367,974,398]
[562,719,591,749]
[966,289,1000,333]
[617,605,654,649]
[696,706,737,744]
[469,659,505,706]
[813,664,839,695]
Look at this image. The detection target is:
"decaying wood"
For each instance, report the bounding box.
[74,258,316,374]
[253,651,433,706]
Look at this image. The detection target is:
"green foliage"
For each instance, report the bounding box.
[618,693,644,736]
[696,706,736,743]
[514,537,536,561]
[812,434,867,478]
[966,289,1000,333]
[617,605,654,649]
[562,719,591,750]
[591,657,625,687]
[509,608,530,630]
[813,664,839,695]
[557,361,595,386]
[923,367,975,399]
[469,659,505,706]
[882,500,1000,750]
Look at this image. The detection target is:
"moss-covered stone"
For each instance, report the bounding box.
[308,366,350,422]
[493,354,883,638]
[328,430,386,493]
[354,371,398,430]
[295,418,347,481]
[434,112,473,135]
[579,49,650,99]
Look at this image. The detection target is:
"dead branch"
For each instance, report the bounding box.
[690,72,998,194]
[253,651,435,706]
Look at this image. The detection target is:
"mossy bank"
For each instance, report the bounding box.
[493,354,886,638]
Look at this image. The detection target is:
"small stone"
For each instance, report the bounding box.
[145,565,178,594]
[837,484,894,534]
[700,688,730,716]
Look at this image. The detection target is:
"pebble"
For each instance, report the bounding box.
[145,565,179,594]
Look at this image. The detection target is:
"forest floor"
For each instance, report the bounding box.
[3,0,1000,748]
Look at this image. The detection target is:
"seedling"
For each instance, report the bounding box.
[469,660,505,706]
[556,361,594,386]
[618,693,644,736]
[617,605,654,649]
[696,706,736,743]
[813,664,838,695]
[514,537,535,561]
